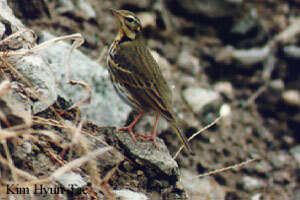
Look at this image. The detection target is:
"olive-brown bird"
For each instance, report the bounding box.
[107,9,194,154]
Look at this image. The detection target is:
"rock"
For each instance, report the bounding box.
[269,79,284,91]
[282,90,300,107]
[115,131,179,177]
[56,0,75,13]
[78,0,96,19]
[214,82,234,99]
[253,160,272,174]
[290,145,300,167]
[231,14,257,35]
[56,172,87,190]
[172,0,241,18]
[251,193,262,200]
[0,0,34,49]
[283,45,300,59]
[137,12,156,28]
[0,88,32,127]
[38,31,131,127]
[216,45,271,66]
[114,189,148,200]
[232,45,271,66]
[0,22,5,38]
[15,55,58,114]
[177,50,201,75]
[269,151,292,168]
[181,170,226,200]
[182,87,221,113]
[241,176,264,191]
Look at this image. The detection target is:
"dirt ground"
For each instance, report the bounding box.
[5,0,300,199]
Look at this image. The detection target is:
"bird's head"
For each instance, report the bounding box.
[111,9,142,40]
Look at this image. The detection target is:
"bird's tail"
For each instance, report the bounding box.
[170,121,194,155]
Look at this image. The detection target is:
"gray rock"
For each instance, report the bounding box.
[38,31,131,127]
[56,172,87,190]
[232,45,271,66]
[182,87,221,113]
[231,16,257,35]
[114,189,148,200]
[15,55,58,114]
[269,151,292,168]
[283,45,300,59]
[0,0,34,49]
[290,145,300,167]
[178,50,201,75]
[56,0,75,13]
[242,176,265,191]
[269,79,284,91]
[253,160,272,174]
[282,90,300,107]
[116,131,179,177]
[78,0,96,19]
[251,193,262,200]
[214,81,234,99]
[0,88,32,126]
[181,170,226,200]
[0,22,5,38]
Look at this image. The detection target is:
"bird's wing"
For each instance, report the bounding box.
[108,40,174,120]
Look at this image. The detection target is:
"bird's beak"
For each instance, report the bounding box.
[110,9,121,19]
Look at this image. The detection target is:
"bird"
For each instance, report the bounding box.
[107,9,194,155]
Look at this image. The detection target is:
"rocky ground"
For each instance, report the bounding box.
[1,0,300,199]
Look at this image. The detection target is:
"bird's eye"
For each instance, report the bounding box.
[126,17,135,23]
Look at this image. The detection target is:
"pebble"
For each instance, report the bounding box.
[182,87,221,113]
[114,189,148,200]
[282,90,300,107]
[214,82,234,99]
[241,176,265,191]
[290,145,300,167]
[56,172,86,190]
[181,170,226,200]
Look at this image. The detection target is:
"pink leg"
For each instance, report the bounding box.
[136,114,160,149]
[117,112,144,142]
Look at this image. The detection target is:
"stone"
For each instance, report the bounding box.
[15,54,58,114]
[269,79,284,91]
[251,193,262,200]
[137,12,156,28]
[232,45,271,66]
[214,82,234,99]
[182,87,221,113]
[78,0,96,19]
[290,145,300,167]
[38,31,131,127]
[115,131,179,177]
[283,45,300,59]
[177,50,201,75]
[56,172,87,190]
[282,90,300,107]
[181,170,226,200]
[114,189,148,200]
[241,176,265,191]
[0,22,5,38]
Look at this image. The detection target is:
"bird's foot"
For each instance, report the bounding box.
[136,132,159,149]
[117,126,137,142]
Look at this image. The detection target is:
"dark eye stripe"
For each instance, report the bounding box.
[126,17,135,23]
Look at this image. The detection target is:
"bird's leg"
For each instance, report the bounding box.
[136,114,160,149]
[117,112,144,142]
